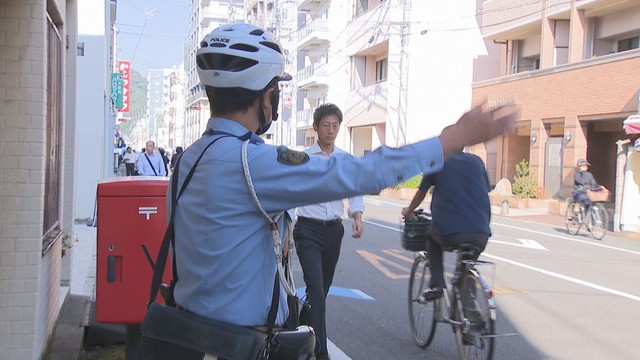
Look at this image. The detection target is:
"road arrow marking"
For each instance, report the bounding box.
[356,249,411,279]
[296,286,375,301]
[489,238,548,251]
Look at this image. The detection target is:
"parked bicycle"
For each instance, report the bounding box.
[565,190,609,240]
[402,210,497,360]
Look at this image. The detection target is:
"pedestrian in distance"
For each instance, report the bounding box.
[402,152,492,301]
[122,146,137,176]
[292,103,364,359]
[170,146,183,172]
[137,140,167,176]
[158,147,170,175]
[168,22,518,358]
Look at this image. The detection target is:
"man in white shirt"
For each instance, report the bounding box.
[293,103,364,360]
[122,146,138,176]
[136,140,167,176]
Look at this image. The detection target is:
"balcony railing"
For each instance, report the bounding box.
[345,80,388,127]
[298,0,328,12]
[296,109,314,128]
[296,63,329,87]
[298,19,329,48]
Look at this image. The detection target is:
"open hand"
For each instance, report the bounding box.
[440,99,519,158]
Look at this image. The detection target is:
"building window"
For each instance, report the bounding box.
[375,58,387,82]
[44,13,63,242]
[618,37,639,52]
[355,0,368,17]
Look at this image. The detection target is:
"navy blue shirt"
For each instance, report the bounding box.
[419,152,491,236]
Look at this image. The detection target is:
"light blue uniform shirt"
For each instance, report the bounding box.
[169,117,444,327]
[296,143,365,220]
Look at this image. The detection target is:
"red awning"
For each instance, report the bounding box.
[623,115,640,134]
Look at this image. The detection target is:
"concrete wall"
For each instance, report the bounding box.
[75,0,111,219]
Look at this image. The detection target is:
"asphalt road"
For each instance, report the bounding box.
[296,196,640,360]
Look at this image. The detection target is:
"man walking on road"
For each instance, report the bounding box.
[137,140,166,176]
[293,103,364,360]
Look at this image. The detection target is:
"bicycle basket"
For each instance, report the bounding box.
[587,188,610,202]
[400,215,431,251]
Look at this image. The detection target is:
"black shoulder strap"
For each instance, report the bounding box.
[144,153,158,176]
[146,131,282,334]
[146,135,230,306]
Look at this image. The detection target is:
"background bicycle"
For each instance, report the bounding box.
[565,189,610,240]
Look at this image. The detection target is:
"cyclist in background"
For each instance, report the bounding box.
[402,152,491,301]
[572,159,604,211]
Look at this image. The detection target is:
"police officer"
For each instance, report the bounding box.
[169,22,518,343]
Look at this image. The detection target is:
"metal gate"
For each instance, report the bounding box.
[544,137,564,198]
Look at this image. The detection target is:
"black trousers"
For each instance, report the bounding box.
[125,163,136,176]
[427,230,489,289]
[293,218,344,357]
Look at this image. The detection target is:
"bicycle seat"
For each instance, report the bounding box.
[444,243,482,258]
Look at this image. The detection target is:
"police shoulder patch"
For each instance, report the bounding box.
[276,146,310,166]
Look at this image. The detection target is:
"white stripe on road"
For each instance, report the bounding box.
[328,339,352,360]
[493,222,640,256]
[482,252,640,302]
[364,197,404,207]
[362,219,401,232]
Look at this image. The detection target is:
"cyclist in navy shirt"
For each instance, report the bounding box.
[402,152,491,300]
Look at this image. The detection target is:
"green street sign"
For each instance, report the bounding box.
[111,73,124,109]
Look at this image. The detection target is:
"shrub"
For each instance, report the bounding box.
[392,174,423,189]
[512,159,537,198]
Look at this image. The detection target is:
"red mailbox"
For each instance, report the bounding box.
[96,177,172,324]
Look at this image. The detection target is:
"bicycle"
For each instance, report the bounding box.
[565,198,608,240]
[402,212,497,360]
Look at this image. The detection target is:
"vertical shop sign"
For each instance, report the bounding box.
[117,60,131,113]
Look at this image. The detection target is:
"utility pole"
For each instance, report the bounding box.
[396,0,411,146]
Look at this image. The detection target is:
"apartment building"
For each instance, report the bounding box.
[296,0,489,155]
[472,0,640,231]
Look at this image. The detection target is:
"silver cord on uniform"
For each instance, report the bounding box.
[242,140,296,296]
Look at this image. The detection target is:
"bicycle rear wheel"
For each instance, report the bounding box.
[408,253,437,348]
[455,271,495,360]
[589,204,608,240]
[565,201,581,235]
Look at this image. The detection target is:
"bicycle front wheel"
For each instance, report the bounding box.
[565,201,580,235]
[589,204,608,240]
[408,253,437,348]
[456,271,495,360]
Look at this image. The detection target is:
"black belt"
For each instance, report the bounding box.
[297,216,342,227]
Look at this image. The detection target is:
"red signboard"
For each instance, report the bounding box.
[117,60,131,113]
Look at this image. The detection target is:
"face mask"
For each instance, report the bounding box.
[255,85,281,135]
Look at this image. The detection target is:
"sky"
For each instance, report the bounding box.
[115,0,190,77]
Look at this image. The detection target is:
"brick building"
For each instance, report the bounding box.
[471,0,640,230]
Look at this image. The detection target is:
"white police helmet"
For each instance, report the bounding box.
[196,23,291,91]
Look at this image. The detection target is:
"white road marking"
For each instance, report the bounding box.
[493,222,640,255]
[362,219,400,232]
[489,238,548,251]
[364,197,404,207]
[328,339,352,359]
[483,252,640,302]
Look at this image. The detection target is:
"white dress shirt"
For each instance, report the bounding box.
[296,142,365,220]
